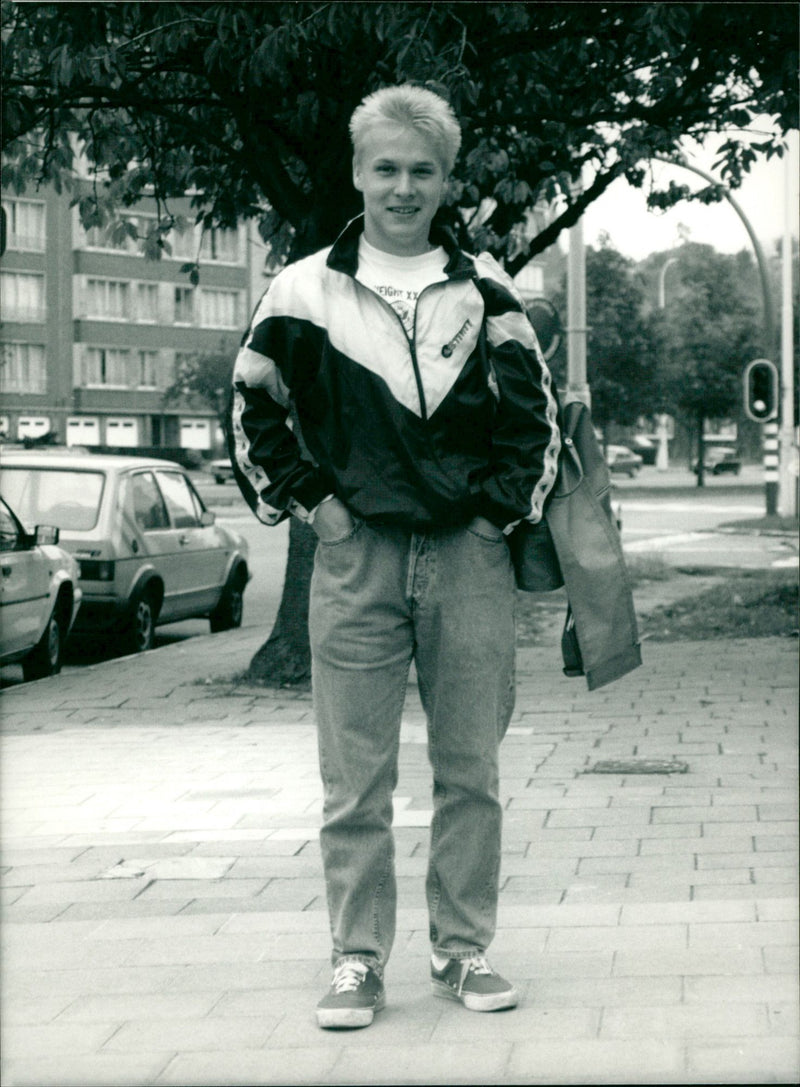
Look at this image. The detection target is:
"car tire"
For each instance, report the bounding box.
[22,608,64,682]
[214,475,226,485]
[124,588,157,653]
[209,568,245,633]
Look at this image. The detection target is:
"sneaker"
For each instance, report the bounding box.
[431,954,518,1012]
[316,960,385,1029]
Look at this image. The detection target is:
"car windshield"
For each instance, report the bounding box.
[0,467,105,531]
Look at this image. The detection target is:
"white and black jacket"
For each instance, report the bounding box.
[230,216,561,532]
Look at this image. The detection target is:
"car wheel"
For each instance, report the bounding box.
[124,588,157,653]
[209,568,245,633]
[214,475,226,484]
[22,609,64,681]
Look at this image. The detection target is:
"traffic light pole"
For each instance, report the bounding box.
[763,421,779,516]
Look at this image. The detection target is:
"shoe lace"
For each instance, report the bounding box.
[465,954,494,976]
[331,960,369,994]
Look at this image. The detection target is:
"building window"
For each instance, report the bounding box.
[85,278,131,321]
[173,287,195,325]
[2,199,46,252]
[0,343,47,394]
[82,213,155,253]
[136,350,159,388]
[200,227,241,264]
[80,347,131,387]
[170,227,197,261]
[0,272,46,322]
[199,288,240,329]
[136,282,159,323]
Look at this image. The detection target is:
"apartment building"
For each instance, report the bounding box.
[1,183,255,456]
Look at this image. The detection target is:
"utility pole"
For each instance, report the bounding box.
[778,151,797,518]
[566,213,590,407]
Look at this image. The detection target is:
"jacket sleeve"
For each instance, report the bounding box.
[229,272,332,525]
[471,256,562,529]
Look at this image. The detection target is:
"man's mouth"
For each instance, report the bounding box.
[388,206,418,215]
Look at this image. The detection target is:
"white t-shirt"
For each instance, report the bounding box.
[356,236,448,337]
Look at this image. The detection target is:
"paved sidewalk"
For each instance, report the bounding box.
[1,625,798,1086]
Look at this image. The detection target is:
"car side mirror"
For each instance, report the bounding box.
[34,525,60,546]
[200,510,215,527]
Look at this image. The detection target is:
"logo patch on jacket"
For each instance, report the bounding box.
[441,317,474,357]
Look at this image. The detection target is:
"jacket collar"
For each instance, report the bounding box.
[326,214,475,280]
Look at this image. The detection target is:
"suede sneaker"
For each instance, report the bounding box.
[431,954,518,1012]
[316,960,385,1029]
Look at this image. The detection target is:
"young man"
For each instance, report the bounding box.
[231,84,561,1029]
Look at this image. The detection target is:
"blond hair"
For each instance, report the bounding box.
[350,84,462,175]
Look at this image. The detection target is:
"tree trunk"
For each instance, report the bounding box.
[237,203,353,690]
[695,409,706,488]
[244,517,316,689]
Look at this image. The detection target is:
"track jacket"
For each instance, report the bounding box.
[230,216,561,532]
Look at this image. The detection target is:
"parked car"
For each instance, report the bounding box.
[630,435,658,465]
[209,457,235,484]
[692,447,742,476]
[0,494,82,680]
[605,444,643,478]
[0,452,250,655]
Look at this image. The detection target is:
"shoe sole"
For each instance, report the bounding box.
[431,979,519,1012]
[316,990,386,1029]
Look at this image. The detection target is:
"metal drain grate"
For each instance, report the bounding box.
[585,758,689,775]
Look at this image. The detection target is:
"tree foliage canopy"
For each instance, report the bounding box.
[649,243,762,422]
[3,2,797,270]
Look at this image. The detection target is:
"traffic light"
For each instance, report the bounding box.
[743,359,778,423]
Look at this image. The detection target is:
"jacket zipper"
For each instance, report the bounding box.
[355,277,447,423]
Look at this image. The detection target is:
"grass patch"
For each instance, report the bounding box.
[640,569,798,642]
[624,554,674,585]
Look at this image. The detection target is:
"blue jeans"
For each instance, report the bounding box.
[309,517,516,974]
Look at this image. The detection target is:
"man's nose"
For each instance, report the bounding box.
[393,171,414,196]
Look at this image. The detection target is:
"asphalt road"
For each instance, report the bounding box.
[2,464,795,687]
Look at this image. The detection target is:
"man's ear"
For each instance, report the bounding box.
[352,158,364,192]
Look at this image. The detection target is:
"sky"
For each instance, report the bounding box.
[581,127,799,262]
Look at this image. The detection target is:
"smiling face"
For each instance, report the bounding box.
[353,123,447,257]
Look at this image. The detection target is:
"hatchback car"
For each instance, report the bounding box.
[209,457,235,484]
[630,435,658,466]
[0,452,250,655]
[0,494,82,680]
[693,447,742,476]
[605,444,643,478]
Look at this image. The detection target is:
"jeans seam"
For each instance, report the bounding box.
[317,519,364,547]
[465,526,504,543]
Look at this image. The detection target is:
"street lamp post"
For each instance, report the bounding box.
[655,155,786,514]
[658,256,679,310]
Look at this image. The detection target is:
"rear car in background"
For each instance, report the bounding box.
[0,451,250,656]
[209,458,235,484]
[605,444,643,478]
[693,447,742,476]
[0,495,82,680]
[630,435,658,465]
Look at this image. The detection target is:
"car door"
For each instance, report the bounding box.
[0,497,50,657]
[153,469,228,618]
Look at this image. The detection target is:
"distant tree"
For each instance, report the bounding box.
[3,2,796,685]
[550,244,658,440]
[648,244,762,483]
[162,349,231,436]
